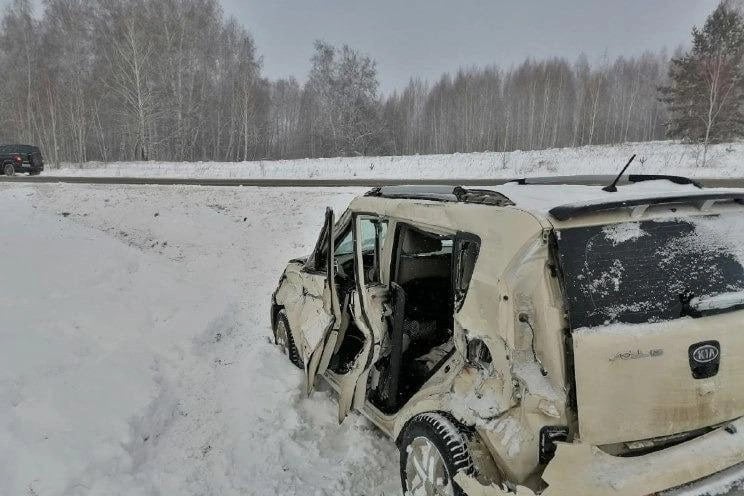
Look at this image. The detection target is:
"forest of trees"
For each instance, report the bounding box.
[0,0,737,164]
[661,1,744,164]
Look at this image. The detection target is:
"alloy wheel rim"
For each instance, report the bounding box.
[405,436,454,496]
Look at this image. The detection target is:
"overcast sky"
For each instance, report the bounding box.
[3,0,721,94]
[221,0,719,93]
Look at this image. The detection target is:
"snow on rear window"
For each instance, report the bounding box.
[602,223,648,245]
[556,213,744,329]
[664,214,744,268]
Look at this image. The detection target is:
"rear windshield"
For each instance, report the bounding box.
[0,145,40,155]
[555,213,744,329]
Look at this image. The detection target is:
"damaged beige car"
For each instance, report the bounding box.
[271,176,744,495]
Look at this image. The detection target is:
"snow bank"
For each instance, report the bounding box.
[0,184,398,495]
[49,141,744,180]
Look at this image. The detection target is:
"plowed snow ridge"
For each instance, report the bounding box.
[49,141,744,180]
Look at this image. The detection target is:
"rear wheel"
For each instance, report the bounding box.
[274,310,303,369]
[3,163,15,176]
[399,413,475,496]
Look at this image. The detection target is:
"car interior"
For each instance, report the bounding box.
[323,219,457,412]
[368,225,456,414]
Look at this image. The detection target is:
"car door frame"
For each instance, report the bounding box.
[299,207,343,395]
[326,212,392,421]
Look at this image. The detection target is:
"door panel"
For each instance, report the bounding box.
[333,292,373,421]
[295,277,334,361]
[301,208,342,395]
[336,216,390,421]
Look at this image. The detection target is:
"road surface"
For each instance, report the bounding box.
[1,175,743,188]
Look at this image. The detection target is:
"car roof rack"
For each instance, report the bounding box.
[511,174,703,188]
[365,185,514,206]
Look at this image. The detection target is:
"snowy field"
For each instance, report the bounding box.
[49,141,744,179]
[5,176,744,496]
[0,183,401,496]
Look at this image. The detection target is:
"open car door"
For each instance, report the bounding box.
[302,207,342,395]
[335,216,390,422]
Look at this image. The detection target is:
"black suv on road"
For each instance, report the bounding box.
[0,144,44,176]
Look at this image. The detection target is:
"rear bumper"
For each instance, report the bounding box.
[456,416,744,496]
[662,461,744,495]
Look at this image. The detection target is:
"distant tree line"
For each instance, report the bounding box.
[0,0,740,164]
[1,0,263,164]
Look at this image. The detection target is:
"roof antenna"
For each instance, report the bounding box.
[603,155,637,193]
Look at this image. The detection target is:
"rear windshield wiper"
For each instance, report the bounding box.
[690,291,744,313]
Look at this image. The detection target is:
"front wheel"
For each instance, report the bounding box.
[274,310,304,369]
[3,163,15,176]
[399,413,475,496]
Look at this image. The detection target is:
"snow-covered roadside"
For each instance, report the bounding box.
[0,184,399,495]
[48,141,744,180]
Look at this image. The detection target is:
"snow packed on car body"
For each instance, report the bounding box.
[271,175,744,496]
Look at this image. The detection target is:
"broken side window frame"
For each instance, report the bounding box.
[356,215,389,286]
[304,208,352,274]
[452,232,482,312]
[304,207,333,273]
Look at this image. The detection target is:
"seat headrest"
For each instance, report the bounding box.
[402,230,442,255]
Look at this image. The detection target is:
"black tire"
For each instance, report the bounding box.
[3,162,15,176]
[398,413,475,496]
[275,310,303,369]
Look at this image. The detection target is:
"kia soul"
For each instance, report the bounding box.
[270,176,744,495]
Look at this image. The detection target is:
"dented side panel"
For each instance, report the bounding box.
[347,199,571,489]
[274,263,335,364]
[450,220,569,486]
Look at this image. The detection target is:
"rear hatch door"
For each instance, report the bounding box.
[556,213,744,445]
[572,312,744,445]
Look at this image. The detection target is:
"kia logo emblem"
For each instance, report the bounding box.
[689,341,721,379]
[692,344,719,364]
